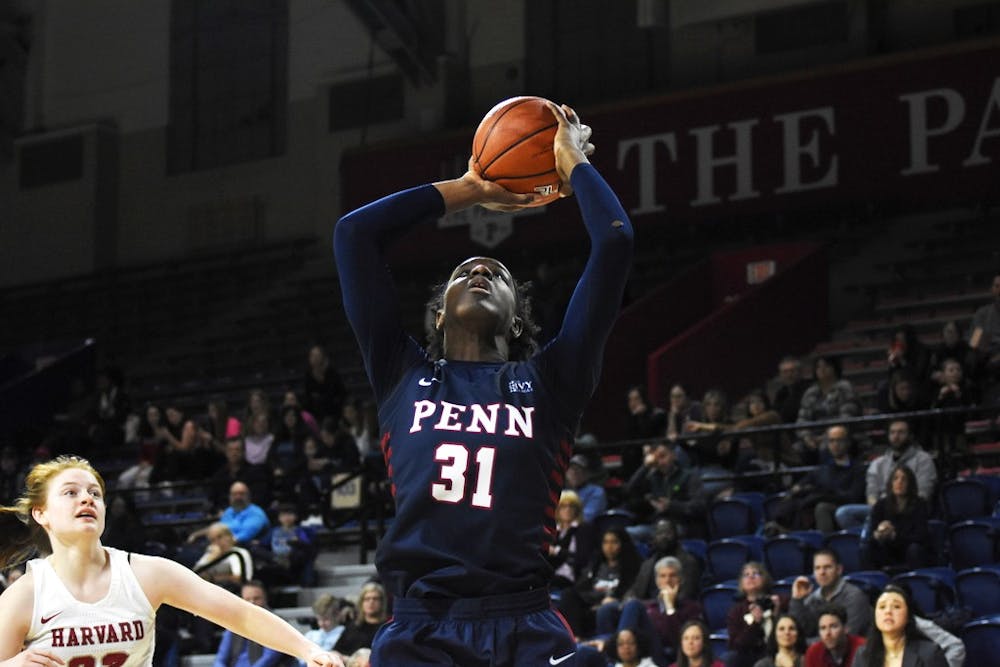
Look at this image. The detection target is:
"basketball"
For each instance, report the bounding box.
[472,96,561,207]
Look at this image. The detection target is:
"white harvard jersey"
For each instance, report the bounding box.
[25,547,156,667]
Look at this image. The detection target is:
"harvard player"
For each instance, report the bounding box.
[334,102,633,665]
[0,456,344,667]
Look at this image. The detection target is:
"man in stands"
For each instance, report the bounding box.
[803,603,865,667]
[789,549,871,640]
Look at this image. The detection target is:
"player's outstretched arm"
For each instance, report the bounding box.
[134,555,345,667]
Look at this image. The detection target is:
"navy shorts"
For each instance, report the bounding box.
[370,589,579,666]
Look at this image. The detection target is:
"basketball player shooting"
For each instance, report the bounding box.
[334,101,634,666]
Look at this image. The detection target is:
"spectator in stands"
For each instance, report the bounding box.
[729,390,785,490]
[558,526,642,638]
[270,406,309,502]
[193,522,254,592]
[204,398,243,453]
[968,271,1000,394]
[625,385,668,477]
[261,502,317,587]
[304,345,347,424]
[684,389,736,470]
[672,620,725,667]
[244,412,276,467]
[628,556,704,663]
[623,442,706,540]
[339,398,377,460]
[548,490,597,590]
[929,357,976,459]
[163,404,186,443]
[0,446,20,504]
[803,603,865,667]
[796,356,860,465]
[150,418,220,484]
[853,584,947,667]
[835,420,936,531]
[885,324,930,389]
[728,561,786,667]
[666,384,703,442]
[191,480,271,545]
[209,437,272,512]
[333,581,388,655]
[135,402,171,450]
[245,388,274,423]
[282,390,320,436]
[609,627,658,667]
[772,356,811,424]
[864,465,931,572]
[789,549,872,641]
[624,519,702,604]
[875,369,928,415]
[317,417,362,474]
[771,425,865,533]
[566,454,608,522]
[298,594,345,667]
[212,580,285,667]
[752,613,807,667]
[929,321,970,385]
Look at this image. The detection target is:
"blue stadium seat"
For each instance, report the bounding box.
[845,570,890,604]
[892,568,957,615]
[701,585,740,631]
[763,536,814,580]
[948,518,1000,570]
[940,478,992,523]
[961,615,1000,667]
[824,530,862,573]
[592,508,635,535]
[706,535,763,583]
[763,492,787,522]
[956,566,1000,618]
[709,497,756,540]
[709,631,731,665]
[730,491,766,527]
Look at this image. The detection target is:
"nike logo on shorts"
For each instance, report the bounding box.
[549,652,575,665]
[418,377,441,386]
[41,611,64,624]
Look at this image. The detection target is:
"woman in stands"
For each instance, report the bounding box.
[853,584,947,667]
[864,464,931,571]
[671,620,725,667]
[0,455,344,667]
[752,614,807,667]
[727,561,786,667]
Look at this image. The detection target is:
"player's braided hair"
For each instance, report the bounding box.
[425,277,540,362]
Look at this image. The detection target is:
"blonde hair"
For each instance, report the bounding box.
[0,455,105,568]
[557,490,583,520]
[355,581,387,625]
[312,592,338,619]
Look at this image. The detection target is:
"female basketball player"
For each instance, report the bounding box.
[334,102,634,665]
[0,456,344,667]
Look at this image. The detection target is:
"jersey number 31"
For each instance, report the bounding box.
[432,444,496,509]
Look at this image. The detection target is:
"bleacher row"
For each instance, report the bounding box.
[585,473,1000,665]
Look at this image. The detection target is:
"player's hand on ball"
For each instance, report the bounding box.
[461,157,538,212]
[547,102,593,198]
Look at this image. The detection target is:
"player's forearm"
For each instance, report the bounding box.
[232,603,321,662]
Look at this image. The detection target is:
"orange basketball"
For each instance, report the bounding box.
[472,96,561,207]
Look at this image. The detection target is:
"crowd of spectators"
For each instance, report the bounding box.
[2,274,1000,667]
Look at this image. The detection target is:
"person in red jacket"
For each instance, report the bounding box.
[804,604,865,667]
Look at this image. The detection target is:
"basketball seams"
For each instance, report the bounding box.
[473,97,535,165]
[478,122,558,177]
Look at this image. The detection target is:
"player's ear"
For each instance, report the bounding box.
[435,309,445,330]
[510,316,523,339]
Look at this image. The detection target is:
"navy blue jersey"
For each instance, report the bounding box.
[334,164,633,599]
